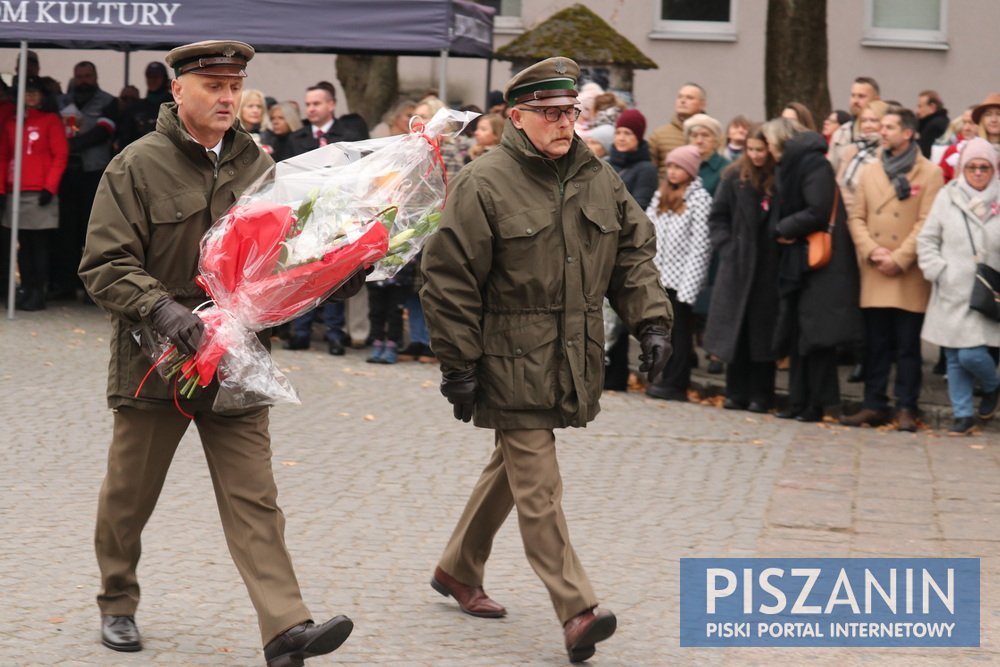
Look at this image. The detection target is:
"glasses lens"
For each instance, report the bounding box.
[541,108,580,122]
[966,165,992,173]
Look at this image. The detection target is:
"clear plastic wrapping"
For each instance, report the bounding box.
[140,108,477,413]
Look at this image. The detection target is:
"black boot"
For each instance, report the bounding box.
[17,287,45,311]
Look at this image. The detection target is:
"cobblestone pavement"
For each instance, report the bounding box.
[1,303,998,666]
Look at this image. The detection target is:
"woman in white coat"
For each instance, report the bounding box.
[917,137,1000,435]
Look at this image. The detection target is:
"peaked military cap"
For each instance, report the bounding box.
[504,56,580,107]
[165,40,254,78]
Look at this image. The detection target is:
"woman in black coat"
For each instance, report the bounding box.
[603,109,659,390]
[704,125,780,412]
[762,119,863,421]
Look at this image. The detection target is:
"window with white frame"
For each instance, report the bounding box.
[651,0,736,41]
[864,0,947,49]
[477,0,522,34]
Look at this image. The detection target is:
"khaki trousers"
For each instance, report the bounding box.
[95,405,310,645]
[438,429,598,624]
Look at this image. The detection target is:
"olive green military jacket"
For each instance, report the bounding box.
[420,122,672,430]
[79,103,272,408]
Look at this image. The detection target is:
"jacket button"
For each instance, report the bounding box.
[526,227,533,234]
[567,340,574,347]
[176,211,182,219]
[514,347,523,355]
[567,256,574,263]
[600,225,607,231]
[140,305,147,314]
[228,170,234,176]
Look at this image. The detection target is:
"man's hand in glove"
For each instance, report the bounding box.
[37,190,53,206]
[440,367,476,423]
[638,324,672,383]
[327,267,370,302]
[150,296,205,355]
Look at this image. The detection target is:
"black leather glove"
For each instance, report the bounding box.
[638,324,672,383]
[327,267,370,302]
[440,367,476,423]
[150,296,205,355]
[37,189,53,207]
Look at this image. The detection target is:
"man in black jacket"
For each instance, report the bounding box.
[287,83,368,155]
[916,90,950,158]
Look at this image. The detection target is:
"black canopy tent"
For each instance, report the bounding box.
[1,0,495,317]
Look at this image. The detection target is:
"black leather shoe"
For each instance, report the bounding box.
[775,408,800,419]
[101,615,141,652]
[796,407,824,422]
[283,337,310,351]
[264,616,353,667]
[747,401,770,414]
[723,398,747,411]
[327,339,345,356]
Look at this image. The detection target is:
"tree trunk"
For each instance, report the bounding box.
[765,0,831,123]
[335,55,399,130]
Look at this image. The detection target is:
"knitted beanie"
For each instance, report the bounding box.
[615,108,647,141]
[665,144,703,180]
[683,113,723,143]
[959,137,998,172]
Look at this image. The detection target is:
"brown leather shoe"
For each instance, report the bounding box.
[896,408,918,432]
[839,407,891,427]
[430,567,506,618]
[564,608,617,663]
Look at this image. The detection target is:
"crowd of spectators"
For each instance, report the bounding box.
[1,51,997,435]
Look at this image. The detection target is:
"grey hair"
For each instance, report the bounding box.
[761,117,805,153]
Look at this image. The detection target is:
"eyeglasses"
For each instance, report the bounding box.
[964,164,994,174]
[517,107,582,123]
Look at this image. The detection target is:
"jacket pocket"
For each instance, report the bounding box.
[581,204,622,235]
[149,191,209,226]
[479,316,559,410]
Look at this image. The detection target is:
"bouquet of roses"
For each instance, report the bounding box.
[139,108,477,415]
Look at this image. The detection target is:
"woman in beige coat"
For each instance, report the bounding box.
[917,138,1000,435]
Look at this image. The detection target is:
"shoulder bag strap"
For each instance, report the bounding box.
[827,186,840,232]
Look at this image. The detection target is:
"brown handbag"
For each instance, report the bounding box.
[806,187,839,270]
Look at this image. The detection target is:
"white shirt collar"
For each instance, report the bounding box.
[317,119,334,135]
[207,138,223,158]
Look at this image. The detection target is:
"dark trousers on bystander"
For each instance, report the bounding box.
[861,307,924,412]
[368,283,408,343]
[654,289,693,393]
[725,319,776,407]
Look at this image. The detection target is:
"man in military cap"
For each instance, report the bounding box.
[420,56,672,662]
[79,40,363,666]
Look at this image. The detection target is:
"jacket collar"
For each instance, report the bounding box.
[500,118,596,181]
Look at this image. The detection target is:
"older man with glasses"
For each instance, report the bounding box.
[419,56,672,663]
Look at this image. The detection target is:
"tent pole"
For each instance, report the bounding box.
[6,41,27,319]
[484,56,493,109]
[438,49,448,105]
[124,47,130,86]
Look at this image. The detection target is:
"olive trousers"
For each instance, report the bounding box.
[438,428,598,624]
[94,405,310,645]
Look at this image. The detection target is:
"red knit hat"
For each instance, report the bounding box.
[615,108,646,141]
